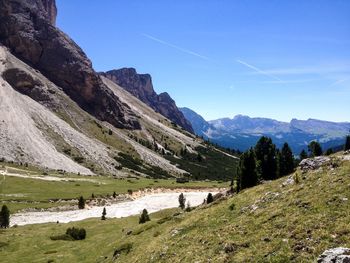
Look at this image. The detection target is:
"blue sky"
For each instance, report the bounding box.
[56,0,350,122]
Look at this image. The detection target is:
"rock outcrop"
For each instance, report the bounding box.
[299,156,331,171]
[0,0,140,129]
[101,68,194,133]
[317,247,350,262]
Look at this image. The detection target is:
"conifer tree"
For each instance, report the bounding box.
[279,143,295,176]
[197,153,203,162]
[308,141,323,157]
[238,148,258,190]
[299,149,308,160]
[206,193,214,204]
[0,205,10,228]
[78,196,85,209]
[254,136,278,180]
[178,193,186,210]
[101,207,106,220]
[325,148,334,156]
[276,148,281,178]
[345,135,350,151]
[139,209,150,224]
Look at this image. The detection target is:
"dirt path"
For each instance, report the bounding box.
[0,167,103,184]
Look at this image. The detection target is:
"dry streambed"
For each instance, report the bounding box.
[10,191,214,226]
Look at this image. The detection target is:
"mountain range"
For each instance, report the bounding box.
[180,107,350,153]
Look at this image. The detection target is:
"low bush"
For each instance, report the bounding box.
[50,227,86,241]
[139,209,150,224]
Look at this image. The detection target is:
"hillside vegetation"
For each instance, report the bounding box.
[1,153,350,262]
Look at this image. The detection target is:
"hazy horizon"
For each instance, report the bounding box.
[56,0,350,122]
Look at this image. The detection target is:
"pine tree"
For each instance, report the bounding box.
[299,149,308,160]
[279,143,295,176]
[345,135,350,151]
[178,193,186,209]
[254,136,278,180]
[0,205,10,228]
[78,196,85,209]
[276,148,281,178]
[139,209,150,224]
[101,207,106,220]
[239,149,258,190]
[206,193,214,204]
[325,148,334,156]
[308,141,323,157]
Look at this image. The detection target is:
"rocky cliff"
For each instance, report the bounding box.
[101,68,194,133]
[0,0,140,129]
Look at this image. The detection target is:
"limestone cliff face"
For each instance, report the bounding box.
[0,0,140,129]
[101,68,194,133]
[41,0,57,25]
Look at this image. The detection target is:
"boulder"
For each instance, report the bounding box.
[317,247,350,263]
[299,156,331,171]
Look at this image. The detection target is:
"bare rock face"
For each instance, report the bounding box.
[2,68,52,103]
[41,0,57,25]
[101,68,194,133]
[0,0,140,129]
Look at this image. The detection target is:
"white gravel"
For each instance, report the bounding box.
[10,192,212,226]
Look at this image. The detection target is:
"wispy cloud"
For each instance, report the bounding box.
[262,78,318,84]
[261,65,350,76]
[236,59,283,82]
[329,78,348,87]
[141,33,210,61]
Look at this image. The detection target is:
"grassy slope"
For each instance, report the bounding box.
[1,154,350,262]
[165,145,238,181]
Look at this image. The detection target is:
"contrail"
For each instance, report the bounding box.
[236,59,283,82]
[141,33,210,61]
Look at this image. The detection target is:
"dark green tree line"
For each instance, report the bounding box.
[237,137,296,193]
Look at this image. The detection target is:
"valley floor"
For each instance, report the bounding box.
[1,153,350,262]
[0,162,225,214]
